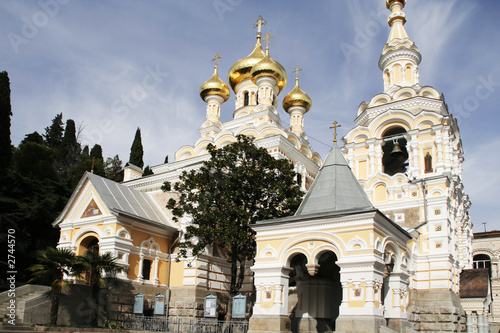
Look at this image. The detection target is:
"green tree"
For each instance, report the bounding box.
[128,128,144,169]
[143,165,153,176]
[104,155,123,182]
[21,131,45,145]
[0,71,12,171]
[44,113,64,150]
[164,155,169,164]
[163,135,303,320]
[90,144,105,176]
[28,247,77,325]
[75,251,125,327]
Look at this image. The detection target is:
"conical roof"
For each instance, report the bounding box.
[294,144,374,216]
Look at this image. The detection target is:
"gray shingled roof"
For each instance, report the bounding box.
[294,144,373,216]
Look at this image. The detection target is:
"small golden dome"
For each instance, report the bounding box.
[386,0,405,9]
[227,37,266,92]
[251,49,287,94]
[200,66,230,102]
[283,77,311,113]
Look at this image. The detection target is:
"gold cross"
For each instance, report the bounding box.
[212,53,221,67]
[293,65,302,80]
[253,15,267,35]
[263,32,274,49]
[329,121,341,144]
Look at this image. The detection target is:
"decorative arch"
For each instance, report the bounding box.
[346,236,368,251]
[72,226,102,249]
[102,227,114,238]
[117,227,131,240]
[278,232,346,267]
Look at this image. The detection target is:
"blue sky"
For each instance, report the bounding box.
[2,0,499,232]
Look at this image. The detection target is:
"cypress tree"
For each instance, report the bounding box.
[129,128,144,169]
[44,113,64,149]
[0,71,12,171]
[143,165,153,176]
[89,144,105,176]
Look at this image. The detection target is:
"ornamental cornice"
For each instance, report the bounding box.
[355,97,443,126]
[378,48,421,70]
[254,214,376,236]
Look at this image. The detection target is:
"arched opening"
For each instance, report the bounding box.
[382,127,409,176]
[473,254,491,270]
[79,235,99,255]
[244,91,249,106]
[288,252,341,333]
[78,236,99,285]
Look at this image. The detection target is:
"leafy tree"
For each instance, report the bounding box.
[20,131,45,145]
[143,165,153,176]
[28,247,77,325]
[44,113,64,150]
[104,155,123,182]
[0,71,12,171]
[75,251,125,327]
[163,135,303,320]
[129,127,144,169]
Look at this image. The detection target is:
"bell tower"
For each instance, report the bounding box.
[343,0,473,329]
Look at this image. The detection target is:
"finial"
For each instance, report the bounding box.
[263,32,274,50]
[212,53,221,68]
[91,157,95,173]
[329,121,341,144]
[253,15,267,36]
[293,65,302,82]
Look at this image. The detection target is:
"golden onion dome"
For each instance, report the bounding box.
[227,37,266,92]
[282,76,311,113]
[200,65,230,102]
[250,48,287,94]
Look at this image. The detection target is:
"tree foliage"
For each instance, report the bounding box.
[75,250,125,327]
[0,71,12,171]
[28,247,77,325]
[163,135,303,314]
[104,155,123,182]
[44,113,64,150]
[129,127,144,168]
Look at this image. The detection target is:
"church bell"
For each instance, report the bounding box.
[391,140,403,155]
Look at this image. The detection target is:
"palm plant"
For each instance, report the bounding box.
[28,247,76,325]
[75,250,125,327]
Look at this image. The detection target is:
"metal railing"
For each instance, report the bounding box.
[123,315,249,333]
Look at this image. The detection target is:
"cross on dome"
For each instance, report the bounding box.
[293,65,302,80]
[212,53,221,67]
[263,32,274,49]
[253,15,267,36]
[330,121,341,144]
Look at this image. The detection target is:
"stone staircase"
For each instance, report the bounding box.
[0,285,51,331]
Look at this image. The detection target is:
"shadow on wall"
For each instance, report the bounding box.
[57,279,164,326]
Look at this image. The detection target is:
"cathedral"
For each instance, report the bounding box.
[53,1,480,332]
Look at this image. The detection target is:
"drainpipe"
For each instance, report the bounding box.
[166,231,183,318]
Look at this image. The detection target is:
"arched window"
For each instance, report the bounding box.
[382,127,409,176]
[243,91,249,106]
[473,254,491,270]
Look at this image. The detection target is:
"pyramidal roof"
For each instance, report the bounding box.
[294,144,374,216]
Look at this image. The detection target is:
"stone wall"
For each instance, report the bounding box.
[407,290,466,332]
